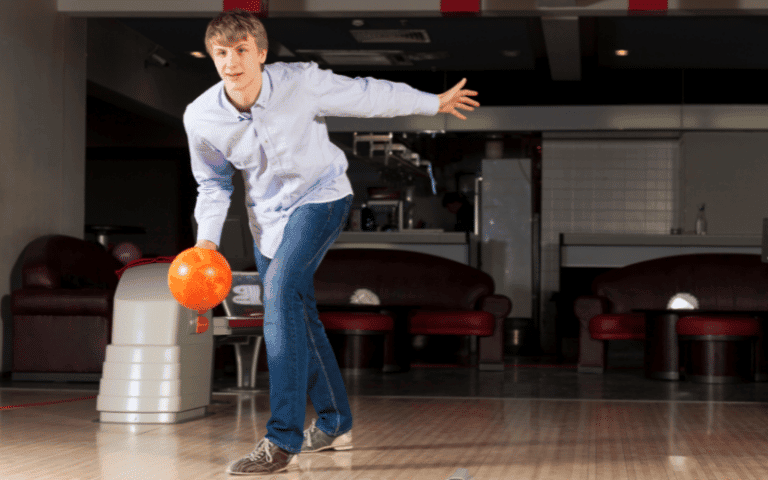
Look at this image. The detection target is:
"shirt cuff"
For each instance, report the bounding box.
[420,93,441,116]
[196,220,225,247]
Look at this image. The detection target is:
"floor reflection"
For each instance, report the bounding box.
[3,359,768,479]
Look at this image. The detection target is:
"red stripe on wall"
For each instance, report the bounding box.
[441,0,480,15]
[628,0,668,11]
[0,395,96,411]
[223,0,268,17]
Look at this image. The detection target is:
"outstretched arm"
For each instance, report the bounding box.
[438,78,479,120]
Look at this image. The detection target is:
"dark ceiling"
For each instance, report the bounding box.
[116,15,768,106]
[87,14,768,167]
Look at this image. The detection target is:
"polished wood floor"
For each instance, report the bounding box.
[2,371,768,480]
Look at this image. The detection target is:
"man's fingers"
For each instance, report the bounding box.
[455,97,479,108]
[439,79,477,120]
[445,79,467,97]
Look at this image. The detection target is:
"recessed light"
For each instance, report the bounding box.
[190,51,207,59]
[502,50,520,57]
[615,49,629,57]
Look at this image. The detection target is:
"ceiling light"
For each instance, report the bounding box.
[190,51,206,59]
[615,49,629,57]
[352,19,364,27]
[502,50,520,57]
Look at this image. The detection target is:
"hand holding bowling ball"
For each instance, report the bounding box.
[168,247,232,313]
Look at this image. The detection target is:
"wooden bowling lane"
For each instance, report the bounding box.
[2,388,768,479]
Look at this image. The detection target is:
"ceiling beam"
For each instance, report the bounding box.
[57,0,768,17]
[326,105,768,132]
[541,16,581,81]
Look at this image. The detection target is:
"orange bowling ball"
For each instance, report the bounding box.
[168,247,232,312]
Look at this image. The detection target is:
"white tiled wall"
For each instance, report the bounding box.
[539,139,680,352]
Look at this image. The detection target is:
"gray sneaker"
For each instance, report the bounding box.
[301,419,353,453]
[226,438,297,475]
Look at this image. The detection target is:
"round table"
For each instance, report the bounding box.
[635,309,684,381]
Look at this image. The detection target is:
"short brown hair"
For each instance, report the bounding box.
[205,9,268,55]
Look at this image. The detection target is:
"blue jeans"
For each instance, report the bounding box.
[252,195,354,453]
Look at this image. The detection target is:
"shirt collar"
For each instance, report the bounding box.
[219,85,240,118]
[254,68,272,109]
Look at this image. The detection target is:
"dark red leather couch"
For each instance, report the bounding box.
[314,248,512,370]
[10,235,123,380]
[574,253,768,373]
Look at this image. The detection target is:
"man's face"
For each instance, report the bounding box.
[210,35,267,95]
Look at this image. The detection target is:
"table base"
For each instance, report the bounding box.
[644,312,681,381]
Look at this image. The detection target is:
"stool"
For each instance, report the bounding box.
[582,313,646,375]
[408,310,495,368]
[589,313,645,341]
[320,312,394,374]
[676,316,760,384]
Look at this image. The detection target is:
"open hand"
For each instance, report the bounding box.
[438,78,479,120]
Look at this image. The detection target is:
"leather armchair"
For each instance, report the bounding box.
[11,235,123,380]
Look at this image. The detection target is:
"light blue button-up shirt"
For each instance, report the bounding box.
[183,61,439,259]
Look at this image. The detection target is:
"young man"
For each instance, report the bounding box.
[183,9,479,475]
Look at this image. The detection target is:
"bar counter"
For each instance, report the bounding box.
[560,233,761,268]
[333,231,477,266]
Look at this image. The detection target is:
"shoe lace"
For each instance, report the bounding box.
[303,419,317,449]
[248,438,273,464]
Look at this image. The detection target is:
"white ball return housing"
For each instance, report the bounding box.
[97,262,213,424]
